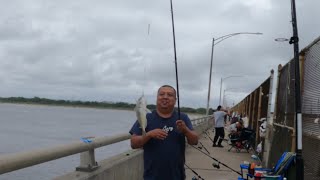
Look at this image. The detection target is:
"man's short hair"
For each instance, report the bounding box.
[217,105,222,110]
[157,85,177,96]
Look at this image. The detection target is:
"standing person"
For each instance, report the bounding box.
[130,85,198,180]
[228,110,234,122]
[212,105,228,147]
[242,113,249,128]
[230,112,239,124]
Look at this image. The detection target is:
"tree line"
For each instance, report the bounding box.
[0,96,209,114]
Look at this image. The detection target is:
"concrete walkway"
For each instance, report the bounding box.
[185,129,252,180]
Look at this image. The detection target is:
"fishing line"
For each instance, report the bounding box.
[191,145,242,175]
[169,0,180,119]
[141,57,146,96]
[184,163,205,180]
[142,24,151,96]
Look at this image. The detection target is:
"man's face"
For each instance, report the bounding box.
[157,87,176,110]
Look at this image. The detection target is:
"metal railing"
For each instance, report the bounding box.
[0,116,211,175]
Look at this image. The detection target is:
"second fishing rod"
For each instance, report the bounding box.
[191,145,242,176]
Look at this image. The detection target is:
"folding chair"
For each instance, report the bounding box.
[238,152,296,180]
[228,128,255,153]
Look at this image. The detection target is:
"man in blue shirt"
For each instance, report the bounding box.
[130,85,198,180]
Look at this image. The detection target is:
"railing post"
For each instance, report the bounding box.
[76,149,99,172]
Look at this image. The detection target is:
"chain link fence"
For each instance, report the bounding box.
[265,37,320,179]
[231,72,273,160]
[300,37,320,180]
[268,61,296,168]
[232,36,320,179]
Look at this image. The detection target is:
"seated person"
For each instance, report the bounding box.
[228,122,243,143]
[237,127,255,148]
[238,114,244,126]
[229,122,243,134]
[230,115,239,124]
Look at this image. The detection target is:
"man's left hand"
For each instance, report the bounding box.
[176,120,188,134]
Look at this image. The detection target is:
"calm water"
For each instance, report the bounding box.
[0,103,137,180]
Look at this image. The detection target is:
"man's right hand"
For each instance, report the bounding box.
[147,129,168,140]
[130,129,168,149]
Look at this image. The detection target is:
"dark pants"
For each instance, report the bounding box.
[213,127,225,145]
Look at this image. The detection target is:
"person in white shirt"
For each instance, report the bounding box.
[212,105,228,147]
[229,122,243,135]
[229,122,238,132]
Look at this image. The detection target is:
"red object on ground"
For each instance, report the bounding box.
[254,172,262,180]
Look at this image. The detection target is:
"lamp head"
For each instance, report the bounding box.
[275,38,289,42]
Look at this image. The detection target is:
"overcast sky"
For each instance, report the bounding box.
[0,0,319,108]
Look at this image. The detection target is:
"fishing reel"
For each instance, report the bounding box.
[212,161,220,169]
[192,176,199,180]
[197,142,210,154]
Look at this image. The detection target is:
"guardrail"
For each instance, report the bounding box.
[0,115,212,175]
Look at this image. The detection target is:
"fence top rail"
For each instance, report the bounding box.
[273,122,294,131]
[0,115,210,175]
[300,35,320,53]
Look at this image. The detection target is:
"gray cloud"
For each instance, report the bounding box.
[0,0,319,108]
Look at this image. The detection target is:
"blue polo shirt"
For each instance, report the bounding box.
[129,110,194,180]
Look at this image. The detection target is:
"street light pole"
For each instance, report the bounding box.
[219,77,223,105]
[290,0,304,179]
[223,94,234,107]
[205,32,262,116]
[206,38,215,116]
[222,88,242,107]
[219,75,243,105]
[223,92,231,107]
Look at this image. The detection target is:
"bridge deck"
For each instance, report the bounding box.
[185,128,252,180]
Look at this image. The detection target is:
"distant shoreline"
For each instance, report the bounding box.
[0,97,207,115]
[0,102,205,119]
[0,101,134,111]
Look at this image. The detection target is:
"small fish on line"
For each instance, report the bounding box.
[134,94,151,136]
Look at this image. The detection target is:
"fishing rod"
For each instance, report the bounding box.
[203,130,213,142]
[198,141,210,154]
[169,0,180,119]
[184,163,205,180]
[191,145,242,176]
[168,5,202,180]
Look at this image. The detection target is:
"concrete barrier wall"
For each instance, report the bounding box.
[54,121,212,180]
[54,149,144,180]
